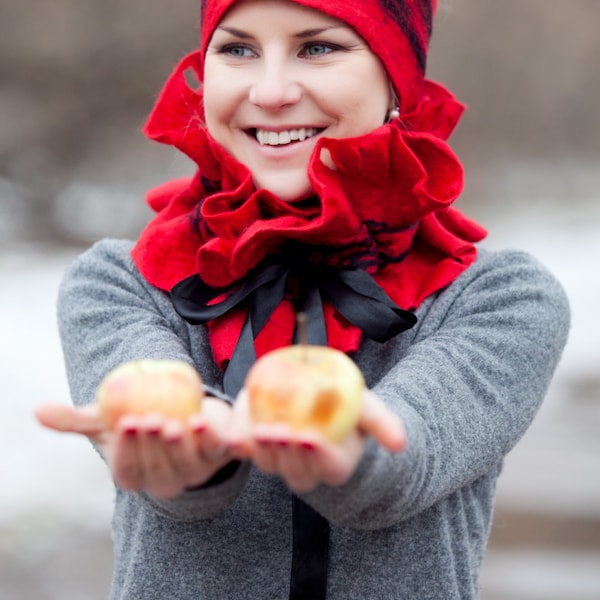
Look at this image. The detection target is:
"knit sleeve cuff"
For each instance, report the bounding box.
[138,460,251,522]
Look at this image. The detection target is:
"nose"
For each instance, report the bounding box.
[248,62,302,111]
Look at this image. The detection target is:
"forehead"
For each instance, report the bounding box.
[215,0,344,28]
[203,0,359,33]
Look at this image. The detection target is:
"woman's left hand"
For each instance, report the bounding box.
[227,390,406,493]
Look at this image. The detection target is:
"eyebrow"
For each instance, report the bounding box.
[294,27,344,39]
[216,25,344,40]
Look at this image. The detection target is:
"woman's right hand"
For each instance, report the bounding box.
[35,398,234,499]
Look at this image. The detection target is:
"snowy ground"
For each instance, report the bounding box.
[1,210,599,599]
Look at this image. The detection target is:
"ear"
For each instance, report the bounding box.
[386,81,401,122]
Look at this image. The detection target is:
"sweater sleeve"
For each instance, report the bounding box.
[57,239,250,521]
[301,250,571,529]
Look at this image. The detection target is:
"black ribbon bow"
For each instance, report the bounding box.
[171,252,417,397]
[170,251,416,600]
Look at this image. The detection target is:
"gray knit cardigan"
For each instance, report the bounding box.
[58,239,570,599]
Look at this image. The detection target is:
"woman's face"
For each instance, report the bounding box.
[203,0,392,201]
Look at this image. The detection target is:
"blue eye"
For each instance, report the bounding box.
[221,44,255,58]
[301,43,337,57]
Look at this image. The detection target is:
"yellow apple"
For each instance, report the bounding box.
[245,345,364,443]
[97,359,204,430]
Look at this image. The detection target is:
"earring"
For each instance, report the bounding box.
[388,106,400,121]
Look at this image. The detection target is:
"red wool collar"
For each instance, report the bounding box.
[131,52,487,368]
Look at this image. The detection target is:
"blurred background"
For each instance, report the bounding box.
[1,0,598,598]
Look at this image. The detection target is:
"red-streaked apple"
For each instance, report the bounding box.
[97,359,204,430]
[245,345,364,443]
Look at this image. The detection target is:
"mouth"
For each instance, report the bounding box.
[249,127,325,147]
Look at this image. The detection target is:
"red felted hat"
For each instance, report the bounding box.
[199,0,436,113]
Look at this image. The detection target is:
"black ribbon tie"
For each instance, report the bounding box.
[171,255,417,396]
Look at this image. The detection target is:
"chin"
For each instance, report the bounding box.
[255,173,313,203]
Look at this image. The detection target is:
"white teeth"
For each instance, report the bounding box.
[256,127,319,146]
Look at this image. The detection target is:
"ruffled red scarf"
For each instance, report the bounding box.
[132,51,486,369]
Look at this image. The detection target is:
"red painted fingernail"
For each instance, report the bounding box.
[124,427,137,437]
[300,442,315,451]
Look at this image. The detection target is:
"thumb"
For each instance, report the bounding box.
[225,390,255,458]
[358,391,407,453]
[35,402,104,437]
[319,147,337,171]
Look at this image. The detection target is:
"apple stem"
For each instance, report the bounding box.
[296,312,308,362]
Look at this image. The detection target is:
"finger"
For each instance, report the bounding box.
[319,147,337,171]
[250,425,318,491]
[359,391,407,452]
[35,403,103,437]
[162,419,219,487]
[278,441,318,493]
[252,440,280,475]
[162,418,200,468]
[226,391,255,458]
[158,418,232,489]
[296,431,364,488]
[251,423,291,475]
[110,417,144,491]
[136,414,183,499]
[188,420,228,462]
[193,397,231,458]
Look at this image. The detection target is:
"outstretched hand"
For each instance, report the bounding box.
[35,399,234,499]
[227,390,406,493]
[36,387,406,497]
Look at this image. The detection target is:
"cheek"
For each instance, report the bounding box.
[337,88,388,134]
[203,83,226,135]
[327,65,389,129]
[362,68,391,116]
[202,69,241,138]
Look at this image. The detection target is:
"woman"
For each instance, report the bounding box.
[37,0,570,598]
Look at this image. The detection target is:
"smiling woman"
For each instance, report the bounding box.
[35,1,570,599]
[203,1,391,200]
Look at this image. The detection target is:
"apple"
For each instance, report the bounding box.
[97,359,204,430]
[244,345,364,443]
